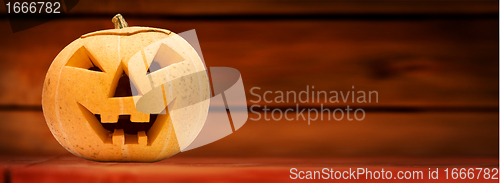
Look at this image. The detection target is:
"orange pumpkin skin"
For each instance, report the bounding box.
[42,16,210,162]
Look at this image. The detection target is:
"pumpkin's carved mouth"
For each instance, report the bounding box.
[97,114,158,135]
[78,103,168,146]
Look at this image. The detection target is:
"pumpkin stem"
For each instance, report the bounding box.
[112,14,129,29]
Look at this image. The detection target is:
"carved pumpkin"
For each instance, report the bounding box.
[42,14,210,162]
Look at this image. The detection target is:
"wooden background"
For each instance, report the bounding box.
[0,0,498,182]
[0,1,498,182]
[0,0,497,158]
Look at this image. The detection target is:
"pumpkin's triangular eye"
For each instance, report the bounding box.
[89,66,103,72]
[65,46,105,72]
[147,43,184,73]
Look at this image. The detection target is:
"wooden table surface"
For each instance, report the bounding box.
[0,155,497,183]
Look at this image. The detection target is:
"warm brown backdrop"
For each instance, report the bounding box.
[0,0,497,159]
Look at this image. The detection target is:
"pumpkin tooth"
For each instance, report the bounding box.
[138,131,147,145]
[130,112,149,123]
[100,114,119,123]
[112,129,125,145]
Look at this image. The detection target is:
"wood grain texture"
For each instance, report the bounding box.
[0,18,497,107]
[1,155,497,183]
[0,112,66,155]
[0,2,496,181]
[0,111,497,157]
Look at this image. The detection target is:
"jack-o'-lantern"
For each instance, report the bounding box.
[42,14,210,162]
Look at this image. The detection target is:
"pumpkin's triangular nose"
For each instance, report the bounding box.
[113,70,138,97]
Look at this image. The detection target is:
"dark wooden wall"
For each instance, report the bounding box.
[0,0,497,158]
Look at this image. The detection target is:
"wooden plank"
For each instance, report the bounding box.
[0,0,496,15]
[182,112,499,158]
[0,112,66,155]
[0,111,496,157]
[3,156,498,183]
[0,18,497,107]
